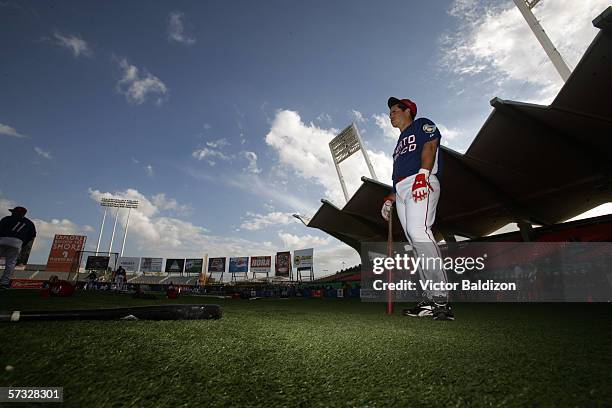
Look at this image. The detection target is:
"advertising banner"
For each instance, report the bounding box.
[140,257,163,273]
[165,259,185,274]
[119,257,140,272]
[10,279,45,289]
[229,257,249,273]
[185,258,203,274]
[207,257,226,273]
[294,248,313,268]
[275,251,291,277]
[250,256,271,274]
[46,235,87,272]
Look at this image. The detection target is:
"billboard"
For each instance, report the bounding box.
[46,235,87,272]
[119,257,140,272]
[86,256,110,271]
[250,256,271,274]
[294,248,314,268]
[140,257,163,273]
[207,257,226,273]
[185,258,203,274]
[229,257,249,273]
[275,251,291,277]
[165,259,185,274]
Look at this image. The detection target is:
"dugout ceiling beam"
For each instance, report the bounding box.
[490,98,612,176]
[443,148,552,226]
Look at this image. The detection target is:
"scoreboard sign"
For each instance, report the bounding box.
[86,256,110,271]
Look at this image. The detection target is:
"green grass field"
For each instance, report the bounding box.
[1,290,611,407]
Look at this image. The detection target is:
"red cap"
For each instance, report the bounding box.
[388,97,417,118]
[9,206,27,216]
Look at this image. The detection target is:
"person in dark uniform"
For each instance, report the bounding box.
[0,206,36,289]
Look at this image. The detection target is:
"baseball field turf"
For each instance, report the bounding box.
[1,290,611,407]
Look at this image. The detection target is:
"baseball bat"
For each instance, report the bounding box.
[386,203,394,315]
[0,304,222,322]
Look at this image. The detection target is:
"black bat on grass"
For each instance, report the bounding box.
[1,304,222,322]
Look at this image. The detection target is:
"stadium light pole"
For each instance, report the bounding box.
[120,201,139,257]
[513,0,571,82]
[95,206,108,254]
[100,198,139,257]
[108,207,119,256]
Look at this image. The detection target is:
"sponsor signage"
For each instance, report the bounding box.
[250,256,271,274]
[46,235,87,272]
[294,248,313,268]
[275,251,291,277]
[10,279,45,289]
[140,257,163,273]
[119,257,140,272]
[229,257,249,273]
[165,259,185,274]
[185,258,204,274]
[207,257,226,273]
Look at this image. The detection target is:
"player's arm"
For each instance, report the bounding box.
[412,137,439,202]
[420,138,439,171]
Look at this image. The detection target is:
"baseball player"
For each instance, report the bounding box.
[0,206,36,289]
[381,97,454,320]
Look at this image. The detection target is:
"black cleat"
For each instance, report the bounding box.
[403,301,434,317]
[432,303,455,321]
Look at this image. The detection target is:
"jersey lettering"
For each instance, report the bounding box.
[393,134,416,161]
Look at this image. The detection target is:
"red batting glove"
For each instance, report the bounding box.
[411,169,433,202]
[381,195,394,221]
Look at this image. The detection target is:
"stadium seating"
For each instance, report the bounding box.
[129,275,167,285]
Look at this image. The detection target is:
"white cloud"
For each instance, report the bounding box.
[52,32,93,57]
[192,147,232,166]
[0,123,27,138]
[442,0,608,103]
[372,113,397,142]
[278,231,331,249]
[152,193,190,215]
[116,58,168,105]
[203,123,212,130]
[85,189,297,261]
[240,211,295,231]
[145,165,154,177]
[167,11,196,45]
[243,151,261,174]
[351,110,365,123]
[316,113,332,123]
[265,110,393,206]
[312,243,361,275]
[0,196,17,211]
[20,217,95,260]
[436,124,459,141]
[206,138,228,148]
[34,147,52,159]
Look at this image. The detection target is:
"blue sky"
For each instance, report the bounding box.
[1,0,609,274]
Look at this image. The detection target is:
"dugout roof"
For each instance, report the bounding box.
[305,7,612,250]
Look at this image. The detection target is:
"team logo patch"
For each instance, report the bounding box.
[423,124,436,134]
